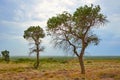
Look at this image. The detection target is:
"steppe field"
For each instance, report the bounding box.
[0,56,120,80]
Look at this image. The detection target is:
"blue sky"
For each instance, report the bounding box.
[0,0,120,56]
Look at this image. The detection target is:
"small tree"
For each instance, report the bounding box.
[47,4,108,74]
[23,26,45,69]
[1,50,10,63]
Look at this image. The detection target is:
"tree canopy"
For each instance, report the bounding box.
[24,26,45,42]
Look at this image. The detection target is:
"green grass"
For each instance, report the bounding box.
[9,56,120,61]
[9,56,74,63]
[0,56,120,80]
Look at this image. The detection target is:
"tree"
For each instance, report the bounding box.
[1,50,10,63]
[23,26,45,69]
[47,4,108,74]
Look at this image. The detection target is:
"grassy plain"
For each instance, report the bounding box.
[0,56,120,80]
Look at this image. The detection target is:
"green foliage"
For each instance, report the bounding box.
[13,58,35,63]
[23,26,45,41]
[48,12,71,26]
[1,50,10,63]
[40,57,73,64]
[73,4,107,46]
[10,56,73,63]
[47,4,108,55]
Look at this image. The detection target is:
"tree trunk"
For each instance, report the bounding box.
[36,52,39,68]
[79,43,86,74]
[79,55,85,74]
[35,43,40,69]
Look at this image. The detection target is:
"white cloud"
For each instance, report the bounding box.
[14,9,25,21]
[10,0,99,30]
[0,33,24,41]
[102,14,120,37]
[81,0,98,4]
[1,20,45,30]
[13,0,75,22]
[11,0,79,32]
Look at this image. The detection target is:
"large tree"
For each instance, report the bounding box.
[23,26,45,69]
[47,4,108,74]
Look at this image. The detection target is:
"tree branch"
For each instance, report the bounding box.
[64,34,79,57]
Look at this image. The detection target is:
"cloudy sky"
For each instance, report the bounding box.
[0,0,120,56]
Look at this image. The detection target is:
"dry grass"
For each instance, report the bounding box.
[0,57,120,80]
